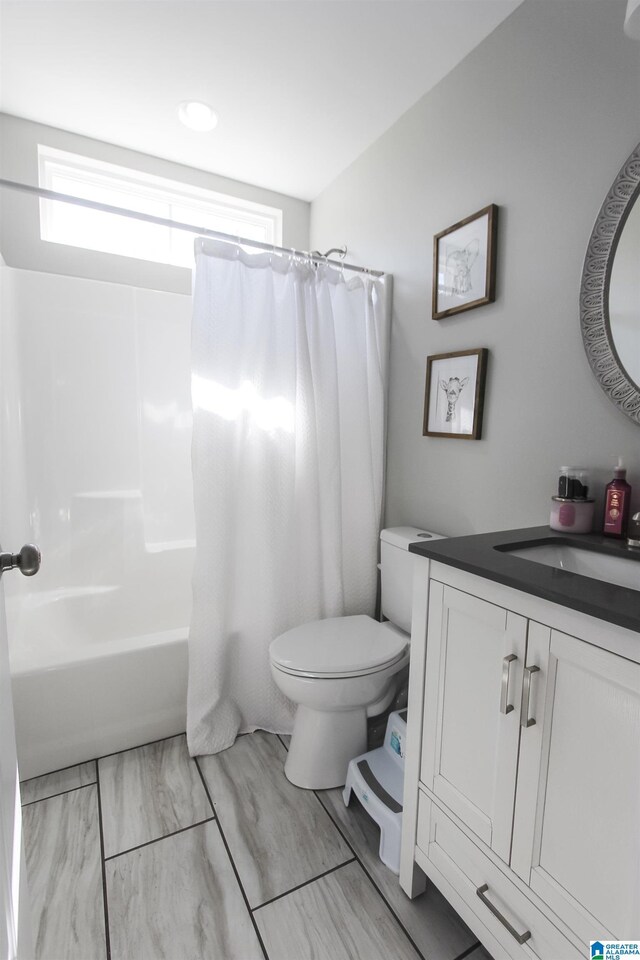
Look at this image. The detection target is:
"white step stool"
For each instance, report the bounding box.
[342,709,407,874]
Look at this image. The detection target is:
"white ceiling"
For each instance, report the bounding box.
[0,1,522,201]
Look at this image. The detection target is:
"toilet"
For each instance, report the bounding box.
[269,526,445,789]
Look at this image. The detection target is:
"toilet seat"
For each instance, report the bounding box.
[270,615,408,680]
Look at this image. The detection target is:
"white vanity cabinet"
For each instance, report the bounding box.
[401,558,640,960]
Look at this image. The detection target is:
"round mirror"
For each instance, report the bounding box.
[609,192,640,387]
[580,142,640,424]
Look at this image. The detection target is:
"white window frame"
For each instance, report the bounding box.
[38,145,283,268]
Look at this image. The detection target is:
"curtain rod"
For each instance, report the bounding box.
[0,178,384,278]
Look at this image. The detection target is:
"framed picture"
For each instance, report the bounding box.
[432,204,498,320]
[423,348,488,439]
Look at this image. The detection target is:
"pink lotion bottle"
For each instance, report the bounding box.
[603,457,632,538]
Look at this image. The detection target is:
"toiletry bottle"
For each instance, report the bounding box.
[558,467,570,499]
[603,458,632,538]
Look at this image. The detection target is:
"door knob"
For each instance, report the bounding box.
[0,544,41,576]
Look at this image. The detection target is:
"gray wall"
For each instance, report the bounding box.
[0,114,310,294]
[311,0,640,536]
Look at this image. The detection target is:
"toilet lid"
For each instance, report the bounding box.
[269,615,408,678]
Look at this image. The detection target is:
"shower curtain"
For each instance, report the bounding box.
[187,238,390,756]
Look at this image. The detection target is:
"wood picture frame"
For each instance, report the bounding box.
[432,204,498,320]
[423,348,488,439]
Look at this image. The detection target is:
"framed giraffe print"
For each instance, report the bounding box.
[432,204,498,320]
[423,348,488,439]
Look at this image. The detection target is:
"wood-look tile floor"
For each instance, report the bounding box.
[21,731,493,960]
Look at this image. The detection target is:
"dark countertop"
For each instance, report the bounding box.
[409,525,640,634]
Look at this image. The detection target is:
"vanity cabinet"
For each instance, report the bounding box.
[401,559,640,960]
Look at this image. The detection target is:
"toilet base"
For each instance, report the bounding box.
[284,705,367,790]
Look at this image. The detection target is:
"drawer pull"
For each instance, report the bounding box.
[500,655,517,714]
[520,665,540,728]
[476,883,532,945]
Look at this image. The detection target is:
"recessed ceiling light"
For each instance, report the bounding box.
[178,101,218,132]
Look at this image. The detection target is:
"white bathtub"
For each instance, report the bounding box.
[8,582,189,780]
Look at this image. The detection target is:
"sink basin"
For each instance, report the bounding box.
[504,542,640,593]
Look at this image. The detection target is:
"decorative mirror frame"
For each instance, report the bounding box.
[580,141,640,425]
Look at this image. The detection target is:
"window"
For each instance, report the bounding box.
[38,145,283,268]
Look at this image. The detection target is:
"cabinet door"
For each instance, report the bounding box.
[421,582,527,863]
[514,628,640,941]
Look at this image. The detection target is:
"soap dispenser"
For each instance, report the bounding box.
[603,458,632,538]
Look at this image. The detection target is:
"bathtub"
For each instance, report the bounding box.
[7,577,190,780]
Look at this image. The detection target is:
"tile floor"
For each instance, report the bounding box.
[20,730,493,960]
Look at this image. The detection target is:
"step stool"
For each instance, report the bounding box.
[343,708,407,874]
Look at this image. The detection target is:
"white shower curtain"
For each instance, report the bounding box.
[187,238,390,757]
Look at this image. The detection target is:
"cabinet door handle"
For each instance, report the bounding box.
[476,884,532,945]
[500,655,517,714]
[520,665,540,728]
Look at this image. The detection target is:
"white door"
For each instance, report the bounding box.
[420,582,527,863]
[0,552,33,960]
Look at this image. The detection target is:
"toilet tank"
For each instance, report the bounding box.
[380,527,446,634]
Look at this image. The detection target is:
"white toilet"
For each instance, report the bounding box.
[269,526,445,789]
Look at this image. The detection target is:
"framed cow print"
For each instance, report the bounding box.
[432,205,498,320]
[423,348,488,439]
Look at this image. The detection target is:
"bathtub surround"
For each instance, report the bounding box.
[187,240,390,754]
[1,264,191,777]
[310,0,640,534]
[21,730,489,960]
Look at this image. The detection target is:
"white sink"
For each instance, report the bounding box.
[506,543,640,593]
